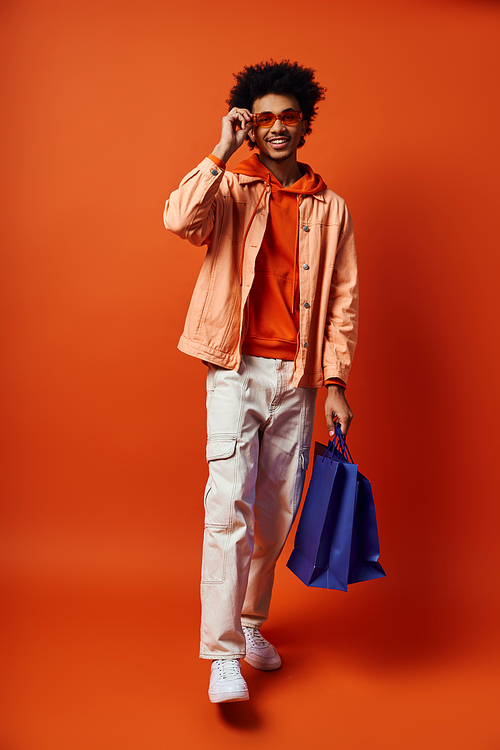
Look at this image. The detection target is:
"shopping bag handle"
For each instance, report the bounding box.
[336,423,354,463]
[323,424,354,464]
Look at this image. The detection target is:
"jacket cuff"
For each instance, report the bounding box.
[323,365,350,385]
[197,156,225,182]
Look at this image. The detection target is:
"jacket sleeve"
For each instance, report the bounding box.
[163,157,225,248]
[322,207,359,384]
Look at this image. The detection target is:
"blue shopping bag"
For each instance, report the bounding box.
[287,425,386,591]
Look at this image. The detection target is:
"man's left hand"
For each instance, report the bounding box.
[325,384,353,438]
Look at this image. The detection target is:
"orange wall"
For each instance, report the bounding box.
[1,0,500,747]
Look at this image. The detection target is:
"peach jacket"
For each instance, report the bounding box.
[164,157,359,388]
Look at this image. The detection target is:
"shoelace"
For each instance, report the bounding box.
[243,627,268,647]
[214,659,241,679]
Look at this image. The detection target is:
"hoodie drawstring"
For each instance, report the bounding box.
[239,173,271,286]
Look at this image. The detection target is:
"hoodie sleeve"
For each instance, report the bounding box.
[163,157,226,248]
[322,207,359,383]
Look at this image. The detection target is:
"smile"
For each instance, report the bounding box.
[267,138,290,149]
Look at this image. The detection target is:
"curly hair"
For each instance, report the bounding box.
[227,60,326,149]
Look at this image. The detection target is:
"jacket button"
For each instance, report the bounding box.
[304,342,309,348]
[303,225,309,232]
[211,169,218,176]
[303,263,309,270]
[304,302,310,308]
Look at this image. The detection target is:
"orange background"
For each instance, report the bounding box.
[1,0,500,748]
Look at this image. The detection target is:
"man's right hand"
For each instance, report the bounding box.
[211,108,253,164]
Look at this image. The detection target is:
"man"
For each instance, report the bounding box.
[164,60,358,703]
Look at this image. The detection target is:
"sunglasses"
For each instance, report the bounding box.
[252,110,303,128]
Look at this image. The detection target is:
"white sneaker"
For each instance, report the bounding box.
[208,659,249,703]
[243,626,282,671]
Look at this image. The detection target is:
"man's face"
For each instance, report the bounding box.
[250,93,307,161]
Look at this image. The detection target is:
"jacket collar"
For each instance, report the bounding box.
[234,171,326,200]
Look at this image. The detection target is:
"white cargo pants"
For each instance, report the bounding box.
[200,354,317,659]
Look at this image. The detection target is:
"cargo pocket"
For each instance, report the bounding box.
[205,436,237,527]
[206,436,237,465]
[202,436,238,584]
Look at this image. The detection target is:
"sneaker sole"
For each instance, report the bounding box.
[244,654,282,671]
[209,689,249,703]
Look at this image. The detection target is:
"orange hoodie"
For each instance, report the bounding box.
[231,154,326,361]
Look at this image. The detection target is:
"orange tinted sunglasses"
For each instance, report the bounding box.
[252,110,303,128]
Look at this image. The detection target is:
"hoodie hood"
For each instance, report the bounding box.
[232,154,327,195]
